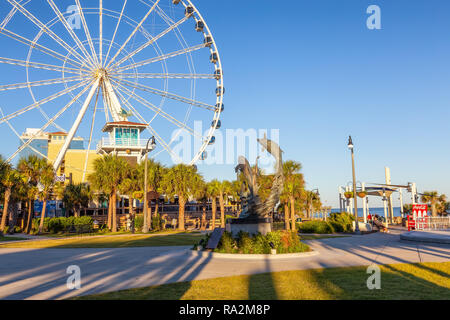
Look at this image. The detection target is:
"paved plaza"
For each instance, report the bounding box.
[0,227,449,300]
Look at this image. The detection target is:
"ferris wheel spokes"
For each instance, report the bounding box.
[0,28,90,70]
[109,72,216,80]
[46,0,98,67]
[7,81,96,163]
[112,43,206,74]
[109,15,189,70]
[7,0,95,69]
[74,0,99,67]
[0,76,86,92]
[0,79,90,125]
[110,77,216,111]
[113,87,183,163]
[53,78,100,170]
[104,0,128,65]
[105,0,161,69]
[0,57,90,75]
[114,82,204,139]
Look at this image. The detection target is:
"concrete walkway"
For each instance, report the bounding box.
[0,227,448,300]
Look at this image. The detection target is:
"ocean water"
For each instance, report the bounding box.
[331,207,405,217]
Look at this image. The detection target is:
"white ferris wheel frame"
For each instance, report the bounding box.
[0,0,224,177]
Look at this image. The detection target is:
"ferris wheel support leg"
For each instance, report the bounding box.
[53,79,100,172]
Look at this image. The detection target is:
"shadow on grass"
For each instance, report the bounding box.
[248,257,278,300]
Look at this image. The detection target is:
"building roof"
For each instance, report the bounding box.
[102,121,148,132]
[49,131,68,135]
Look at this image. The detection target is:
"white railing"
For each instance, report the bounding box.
[415,216,450,231]
[97,138,147,149]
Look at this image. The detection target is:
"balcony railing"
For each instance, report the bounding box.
[97,138,147,150]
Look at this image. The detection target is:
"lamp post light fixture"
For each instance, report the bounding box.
[143,136,156,233]
[348,136,360,234]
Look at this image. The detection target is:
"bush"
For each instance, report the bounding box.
[298,220,335,234]
[328,212,354,233]
[31,216,94,234]
[134,214,143,232]
[212,230,310,254]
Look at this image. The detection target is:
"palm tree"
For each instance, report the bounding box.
[304,190,321,219]
[17,155,48,234]
[207,179,221,230]
[137,159,164,231]
[88,155,128,232]
[62,183,92,217]
[119,165,139,232]
[421,191,444,217]
[283,160,304,231]
[158,164,203,231]
[218,180,232,228]
[37,163,55,234]
[0,161,22,232]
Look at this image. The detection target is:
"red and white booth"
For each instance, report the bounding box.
[407,204,428,231]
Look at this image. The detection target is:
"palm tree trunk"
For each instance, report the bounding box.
[38,198,47,234]
[8,202,17,234]
[284,203,290,230]
[25,199,33,234]
[201,205,206,231]
[290,196,296,232]
[211,198,217,230]
[147,201,152,231]
[0,188,11,232]
[154,202,159,217]
[112,191,117,232]
[431,203,437,217]
[107,194,112,230]
[178,196,185,231]
[219,192,225,228]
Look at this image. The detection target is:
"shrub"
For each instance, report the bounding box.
[30,216,94,234]
[298,221,335,234]
[212,230,309,254]
[328,212,354,233]
[151,214,161,231]
[134,214,143,232]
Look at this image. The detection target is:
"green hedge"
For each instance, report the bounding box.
[31,216,93,234]
[297,212,355,234]
[298,220,335,234]
[210,231,310,254]
[328,212,354,233]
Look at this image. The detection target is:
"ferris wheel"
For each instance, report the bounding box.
[0,0,224,175]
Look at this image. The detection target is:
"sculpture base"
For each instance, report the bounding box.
[226,217,272,237]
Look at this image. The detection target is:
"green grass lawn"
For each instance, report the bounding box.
[0,236,28,242]
[0,233,204,248]
[75,262,450,300]
[41,229,195,238]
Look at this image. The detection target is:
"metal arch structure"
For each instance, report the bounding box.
[0,0,224,177]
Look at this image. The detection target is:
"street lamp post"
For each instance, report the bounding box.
[143,137,156,233]
[348,136,360,234]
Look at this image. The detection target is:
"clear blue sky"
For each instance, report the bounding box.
[194,0,450,208]
[1,0,449,209]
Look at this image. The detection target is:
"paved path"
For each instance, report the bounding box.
[0,227,448,300]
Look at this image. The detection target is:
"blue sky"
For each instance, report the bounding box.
[194,0,450,208]
[0,0,449,208]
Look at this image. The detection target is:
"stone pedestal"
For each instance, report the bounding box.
[227,217,272,237]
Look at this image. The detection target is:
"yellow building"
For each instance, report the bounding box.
[46,132,102,184]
